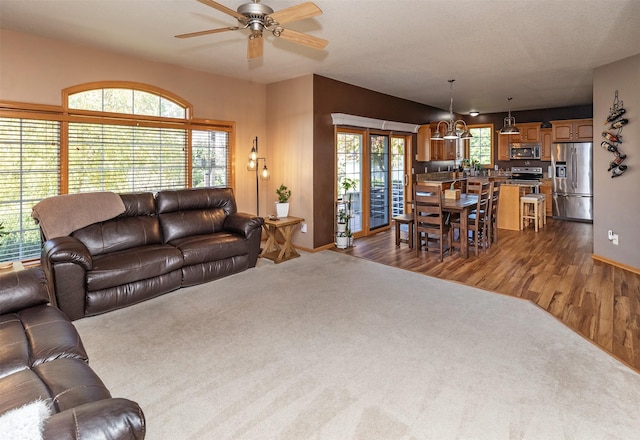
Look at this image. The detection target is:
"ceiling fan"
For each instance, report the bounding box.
[176,0,328,60]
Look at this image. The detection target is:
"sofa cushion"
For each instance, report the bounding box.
[159,209,228,243]
[87,245,183,292]
[72,193,161,256]
[156,188,237,242]
[0,269,49,315]
[0,306,87,380]
[34,358,111,412]
[86,270,182,317]
[170,232,248,266]
[0,369,52,416]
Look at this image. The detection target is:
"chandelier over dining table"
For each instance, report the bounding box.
[430,79,472,141]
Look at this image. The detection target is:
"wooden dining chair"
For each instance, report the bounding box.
[466,180,483,194]
[413,183,451,261]
[451,181,490,257]
[488,182,501,245]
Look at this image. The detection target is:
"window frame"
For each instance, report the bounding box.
[0,82,236,263]
[466,123,495,168]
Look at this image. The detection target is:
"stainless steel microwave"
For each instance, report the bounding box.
[510,143,541,160]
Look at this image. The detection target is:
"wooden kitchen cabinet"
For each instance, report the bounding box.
[416,125,432,161]
[512,122,541,142]
[551,119,593,142]
[429,123,458,161]
[540,128,552,161]
[497,130,512,161]
[416,123,461,162]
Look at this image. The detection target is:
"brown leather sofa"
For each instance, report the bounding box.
[0,268,145,439]
[41,188,264,320]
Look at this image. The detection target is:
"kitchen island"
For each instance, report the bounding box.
[497,183,543,231]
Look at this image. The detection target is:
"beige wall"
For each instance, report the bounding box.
[0,29,267,214]
[593,53,640,270]
[266,75,314,250]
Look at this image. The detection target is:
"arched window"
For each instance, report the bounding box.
[0,82,234,263]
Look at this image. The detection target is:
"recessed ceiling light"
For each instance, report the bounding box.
[470,111,480,117]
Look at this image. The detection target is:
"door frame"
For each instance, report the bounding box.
[335,127,412,238]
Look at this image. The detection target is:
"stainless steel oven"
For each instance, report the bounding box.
[508,167,543,193]
[510,143,541,160]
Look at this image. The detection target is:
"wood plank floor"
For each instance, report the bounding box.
[336,218,640,373]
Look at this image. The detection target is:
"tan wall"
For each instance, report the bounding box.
[593,53,640,270]
[266,75,314,250]
[0,29,267,214]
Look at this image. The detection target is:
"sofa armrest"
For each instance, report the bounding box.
[43,398,145,440]
[43,236,92,270]
[42,237,92,321]
[224,212,264,237]
[0,268,49,315]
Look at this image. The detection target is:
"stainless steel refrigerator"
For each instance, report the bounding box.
[551,142,593,222]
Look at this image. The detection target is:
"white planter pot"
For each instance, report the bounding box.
[337,222,347,233]
[275,202,289,218]
[336,235,349,249]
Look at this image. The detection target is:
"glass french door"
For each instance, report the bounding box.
[369,134,389,230]
[336,129,409,236]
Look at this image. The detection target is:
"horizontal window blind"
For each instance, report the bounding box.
[68,122,187,193]
[0,117,60,262]
[192,130,230,188]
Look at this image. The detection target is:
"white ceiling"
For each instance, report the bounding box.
[1,0,640,114]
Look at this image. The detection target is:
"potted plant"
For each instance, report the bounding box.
[275,184,291,218]
[337,209,348,233]
[336,232,349,249]
[337,178,358,247]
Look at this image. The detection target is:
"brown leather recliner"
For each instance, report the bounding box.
[0,268,145,439]
[41,188,263,320]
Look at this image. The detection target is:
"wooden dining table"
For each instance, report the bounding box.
[442,193,478,259]
[411,191,479,259]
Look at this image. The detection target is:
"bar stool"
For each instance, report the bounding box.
[393,213,414,248]
[520,193,546,232]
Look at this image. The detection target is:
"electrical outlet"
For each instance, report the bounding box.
[300,223,307,233]
[613,233,619,245]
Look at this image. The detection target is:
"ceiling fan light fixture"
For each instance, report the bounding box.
[177,0,327,60]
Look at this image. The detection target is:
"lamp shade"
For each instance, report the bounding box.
[500,124,520,135]
[259,165,270,180]
[444,125,458,139]
[460,129,473,139]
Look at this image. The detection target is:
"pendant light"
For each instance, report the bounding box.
[431,79,472,141]
[500,97,520,135]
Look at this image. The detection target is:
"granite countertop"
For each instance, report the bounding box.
[416,172,465,182]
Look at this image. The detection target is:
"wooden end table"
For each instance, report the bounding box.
[260,216,304,264]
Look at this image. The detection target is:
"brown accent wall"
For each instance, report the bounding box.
[312,75,445,248]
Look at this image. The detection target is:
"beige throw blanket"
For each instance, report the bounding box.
[32,192,126,239]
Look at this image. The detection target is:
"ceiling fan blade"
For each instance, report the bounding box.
[278,28,328,50]
[247,35,264,60]
[268,2,322,25]
[196,0,245,21]
[175,26,238,39]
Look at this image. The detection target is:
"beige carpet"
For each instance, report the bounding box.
[75,251,640,439]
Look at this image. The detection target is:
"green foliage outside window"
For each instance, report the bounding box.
[468,126,493,166]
